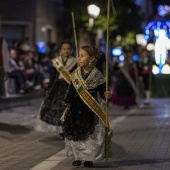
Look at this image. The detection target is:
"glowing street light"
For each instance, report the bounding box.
[87,4,100,27]
[87,4,100,18]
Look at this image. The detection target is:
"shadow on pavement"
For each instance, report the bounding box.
[39,135,65,146]
[0,122,31,134]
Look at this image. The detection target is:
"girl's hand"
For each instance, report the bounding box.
[104,91,112,100]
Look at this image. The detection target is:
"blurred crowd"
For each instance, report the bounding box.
[1,37,59,96]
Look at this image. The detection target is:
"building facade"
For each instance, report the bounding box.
[0,0,65,48]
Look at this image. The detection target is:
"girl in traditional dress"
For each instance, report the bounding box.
[35,40,77,136]
[62,45,111,167]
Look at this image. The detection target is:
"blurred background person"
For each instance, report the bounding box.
[111,47,138,110]
[23,51,44,91]
[9,48,26,94]
[39,53,52,87]
[47,42,59,59]
[138,48,153,105]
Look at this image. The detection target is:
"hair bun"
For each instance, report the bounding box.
[91,45,101,60]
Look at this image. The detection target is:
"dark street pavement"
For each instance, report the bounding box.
[0,97,170,170]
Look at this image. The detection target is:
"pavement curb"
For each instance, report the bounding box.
[0,91,44,110]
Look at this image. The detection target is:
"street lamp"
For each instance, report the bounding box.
[87,4,100,27]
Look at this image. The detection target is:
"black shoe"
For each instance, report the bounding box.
[72,160,82,166]
[84,161,93,167]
